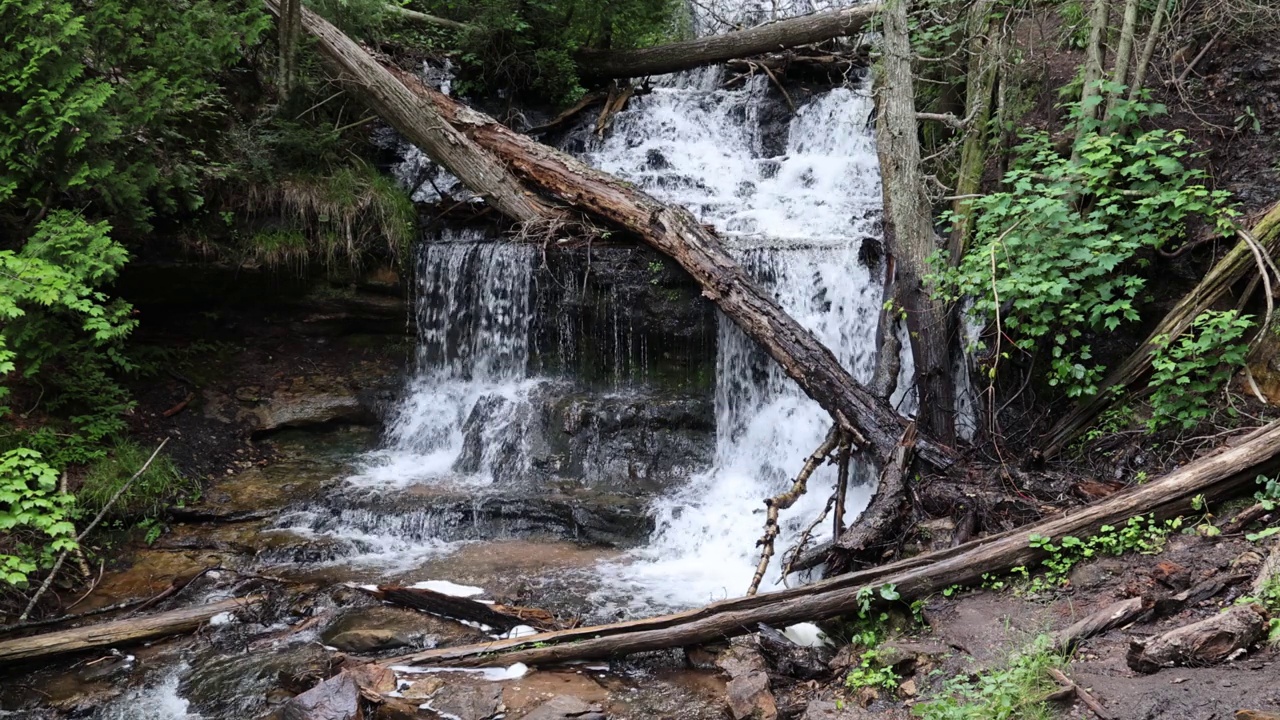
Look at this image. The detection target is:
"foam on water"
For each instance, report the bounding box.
[93,668,198,720]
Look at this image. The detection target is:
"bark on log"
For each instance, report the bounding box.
[383,4,470,31]
[263,0,557,225]
[285,1,948,469]
[1051,595,1151,650]
[1039,201,1280,459]
[575,4,881,79]
[368,586,528,633]
[0,595,260,664]
[380,422,1280,668]
[1126,603,1268,673]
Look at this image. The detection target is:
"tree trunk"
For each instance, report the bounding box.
[263,0,556,225]
[1105,0,1142,120]
[383,4,470,31]
[0,596,261,664]
[1073,0,1111,157]
[948,0,1001,262]
[876,0,957,445]
[380,421,1280,668]
[575,3,882,79]
[1127,0,1169,102]
[1039,202,1280,459]
[278,0,302,97]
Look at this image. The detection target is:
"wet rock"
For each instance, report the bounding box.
[874,639,951,676]
[717,644,778,720]
[520,695,605,720]
[1068,557,1129,591]
[253,390,378,433]
[183,643,337,718]
[425,682,503,720]
[321,607,455,654]
[281,672,360,720]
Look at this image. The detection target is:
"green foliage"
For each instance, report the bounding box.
[1146,310,1252,431]
[1245,475,1280,541]
[913,636,1066,720]
[0,0,269,231]
[77,441,196,522]
[1024,515,1181,592]
[417,0,680,102]
[935,93,1237,399]
[845,647,902,692]
[0,449,78,587]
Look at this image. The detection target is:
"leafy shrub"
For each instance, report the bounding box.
[1146,310,1252,431]
[1022,515,1181,592]
[936,94,1237,399]
[0,449,77,587]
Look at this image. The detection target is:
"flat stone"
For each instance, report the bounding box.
[426,682,503,720]
[520,695,601,720]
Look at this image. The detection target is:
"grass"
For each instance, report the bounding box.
[913,635,1068,720]
[76,440,199,522]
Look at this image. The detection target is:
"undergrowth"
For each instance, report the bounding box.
[1014,515,1182,593]
[913,635,1067,720]
[76,441,197,523]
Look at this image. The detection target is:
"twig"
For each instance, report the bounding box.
[1239,227,1277,352]
[18,438,171,621]
[1047,667,1113,720]
[781,492,838,583]
[1173,27,1223,86]
[0,596,147,635]
[747,425,841,596]
[832,441,852,536]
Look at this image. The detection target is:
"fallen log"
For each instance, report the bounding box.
[1039,201,1280,459]
[575,4,881,79]
[366,585,528,634]
[0,595,261,664]
[1051,595,1151,650]
[277,0,947,470]
[379,422,1280,668]
[1126,603,1268,673]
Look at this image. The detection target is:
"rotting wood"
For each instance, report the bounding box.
[1223,502,1272,534]
[575,3,882,79]
[263,0,559,225]
[834,424,916,557]
[0,595,261,664]
[285,2,950,470]
[1127,603,1268,673]
[1039,201,1280,459]
[378,421,1280,668]
[382,3,470,31]
[1153,572,1251,617]
[1047,667,1113,720]
[1051,596,1151,650]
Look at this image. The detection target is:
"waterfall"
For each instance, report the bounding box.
[352,228,540,487]
[586,63,888,610]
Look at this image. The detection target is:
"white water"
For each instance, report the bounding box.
[586,65,886,611]
[93,668,198,720]
[352,229,539,489]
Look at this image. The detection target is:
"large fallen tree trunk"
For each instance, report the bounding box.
[0,595,260,664]
[1039,201,1280,459]
[575,3,882,79]
[379,422,1280,668]
[276,0,951,469]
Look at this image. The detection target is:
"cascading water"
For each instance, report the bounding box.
[353,228,539,487]
[585,56,888,611]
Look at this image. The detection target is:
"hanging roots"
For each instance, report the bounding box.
[747,425,844,596]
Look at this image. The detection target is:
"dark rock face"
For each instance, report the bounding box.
[530,244,717,391]
[454,381,714,496]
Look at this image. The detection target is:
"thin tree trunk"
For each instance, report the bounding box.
[1073,0,1111,157]
[1127,0,1169,102]
[279,0,302,97]
[1039,202,1280,459]
[264,0,557,225]
[575,3,882,79]
[383,4,470,31]
[1105,0,1142,120]
[876,0,957,445]
[381,421,1280,668]
[948,0,1001,263]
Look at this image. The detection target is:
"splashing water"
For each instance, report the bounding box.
[585,68,887,611]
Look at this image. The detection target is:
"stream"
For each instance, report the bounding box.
[33,2,936,717]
